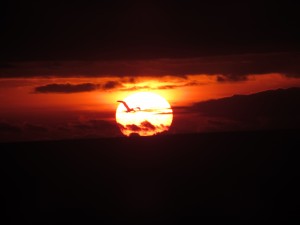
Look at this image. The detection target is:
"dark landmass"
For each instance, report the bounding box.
[193,87,300,120]
[1,130,300,224]
[188,87,300,131]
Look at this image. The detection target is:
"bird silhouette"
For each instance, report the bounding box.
[117,101,141,112]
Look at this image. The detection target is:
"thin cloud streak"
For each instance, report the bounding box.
[34,78,201,94]
[34,81,124,93]
[120,81,200,92]
[35,83,99,93]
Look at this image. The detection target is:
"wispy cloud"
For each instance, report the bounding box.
[102,81,123,90]
[216,75,248,82]
[34,80,124,93]
[120,80,200,91]
[155,81,199,89]
[120,85,151,91]
[35,83,99,93]
[32,77,201,94]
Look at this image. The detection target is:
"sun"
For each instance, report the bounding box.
[116,92,173,136]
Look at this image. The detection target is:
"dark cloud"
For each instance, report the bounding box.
[129,132,141,137]
[57,119,122,139]
[216,75,248,82]
[1,53,300,79]
[120,86,150,92]
[0,122,22,143]
[102,81,123,90]
[119,120,169,135]
[0,121,51,142]
[24,123,48,133]
[156,85,178,90]
[0,122,22,133]
[156,81,199,89]
[35,83,99,93]
[34,80,125,93]
[125,124,142,132]
[0,121,48,134]
[72,123,91,130]
[56,126,70,132]
[122,77,136,84]
[0,110,122,142]
[120,81,199,92]
[140,121,156,131]
[70,119,121,137]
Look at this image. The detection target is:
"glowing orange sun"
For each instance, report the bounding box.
[116,92,173,136]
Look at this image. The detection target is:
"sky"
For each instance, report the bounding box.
[0,1,300,142]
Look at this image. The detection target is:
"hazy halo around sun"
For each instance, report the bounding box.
[115,92,173,137]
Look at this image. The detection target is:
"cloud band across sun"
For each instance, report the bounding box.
[117,121,170,137]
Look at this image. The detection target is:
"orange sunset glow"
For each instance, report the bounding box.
[2,1,300,221]
[1,73,299,111]
[0,72,300,141]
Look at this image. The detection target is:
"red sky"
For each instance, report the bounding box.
[2,3,300,223]
[1,2,299,141]
[1,69,300,142]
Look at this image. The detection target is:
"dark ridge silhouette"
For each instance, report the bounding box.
[1,130,300,224]
[192,87,300,128]
[193,87,300,116]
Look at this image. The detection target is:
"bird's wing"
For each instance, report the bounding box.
[117,101,131,111]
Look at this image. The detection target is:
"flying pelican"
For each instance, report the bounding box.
[117,101,141,112]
